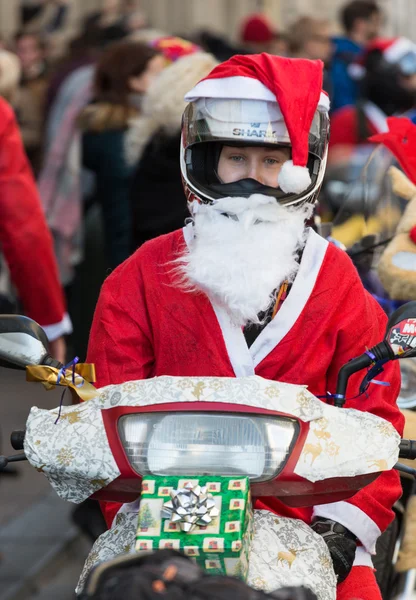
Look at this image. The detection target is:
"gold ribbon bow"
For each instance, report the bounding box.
[26,363,97,402]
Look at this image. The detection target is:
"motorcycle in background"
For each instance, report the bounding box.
[320,143,416,599]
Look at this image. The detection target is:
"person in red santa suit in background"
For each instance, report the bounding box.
[329,37,416,166]
[0,97,71,362]
[87,53,403,600]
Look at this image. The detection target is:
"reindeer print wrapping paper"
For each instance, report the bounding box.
[24,375,400,503]
[248,510,336,599]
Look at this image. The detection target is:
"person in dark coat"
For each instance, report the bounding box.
[125,51,218,251]
[77,40,165,269]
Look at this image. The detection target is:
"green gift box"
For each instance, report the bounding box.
[135,476,253,580]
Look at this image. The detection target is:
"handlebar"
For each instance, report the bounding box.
[334,342,393,407]
[399,439,416,460]
[11,430,25,451]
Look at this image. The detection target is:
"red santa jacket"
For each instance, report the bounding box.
[87,225,403,565]
[0,98,70,339]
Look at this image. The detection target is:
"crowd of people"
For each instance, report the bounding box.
[1,2,415,600]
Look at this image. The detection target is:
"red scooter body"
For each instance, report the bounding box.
[92,402,379,507]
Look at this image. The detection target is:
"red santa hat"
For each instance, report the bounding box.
[369,117,416,185]
[240,13,275,44]
[184,53,329,194]
[366,37,416,64]
[351,37,416,79]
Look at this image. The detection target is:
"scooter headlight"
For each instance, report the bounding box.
[118,412,299,482]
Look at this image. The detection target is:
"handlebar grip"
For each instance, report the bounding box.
[399,439,416,460]
[10,430,25,451]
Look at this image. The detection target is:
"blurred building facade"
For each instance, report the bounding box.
[0,0,415,47]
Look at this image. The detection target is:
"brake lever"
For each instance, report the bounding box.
[0,453,27,472]
[395,462,416,478]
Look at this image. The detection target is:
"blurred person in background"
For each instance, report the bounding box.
[329,37,416,162]
[14,30,49,174]
[77,40,165,271]
[68,37,200,362]
[19,1,80,71]
[240,12,287,56]
[330,0,382,112]
[44,30,102,117]
[39,40,159,297]
[286,17,333,97]
[197,12,286,64]
[287,17,333,63]
[83,0,131,47]
[126,49,218,250]
[323,37,416,247]
[21,0,74,37]
[38,58,96,291]
[14,30,48,98]
[0,96,71,362]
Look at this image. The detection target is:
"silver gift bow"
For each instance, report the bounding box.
[161,482,220,533]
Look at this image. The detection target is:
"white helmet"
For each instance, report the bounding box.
[180,54,330,208]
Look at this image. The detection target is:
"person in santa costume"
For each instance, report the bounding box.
[87,53,403,599]
[0,97,71,362]
[329,37,416,160]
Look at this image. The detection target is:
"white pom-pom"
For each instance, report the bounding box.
[278,160,311,194]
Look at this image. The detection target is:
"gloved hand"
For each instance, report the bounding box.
[311,517,357,583]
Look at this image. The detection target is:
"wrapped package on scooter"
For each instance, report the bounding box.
[24,375,400,503]
[135,475,253,580]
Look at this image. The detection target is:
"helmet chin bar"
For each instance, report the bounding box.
[209,177,287,200]
[189,158,323,207]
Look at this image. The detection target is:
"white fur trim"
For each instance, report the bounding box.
[353,547,374,568]
[185,76,330,112]
[384,37,416,63]
[278,161,312,194]
[250,229,328,368]
[362,101,388,134]
[183,221,195,245]
[312,501,381,554]
[210,303,255,377]
[182,226,328,372]
[183,223,254,377]
[42,313,73,342]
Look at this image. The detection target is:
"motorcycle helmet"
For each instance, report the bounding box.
[361,38,416,116]
[180,53,330,208]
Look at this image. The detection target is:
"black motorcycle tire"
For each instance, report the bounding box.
[373,518,399,600]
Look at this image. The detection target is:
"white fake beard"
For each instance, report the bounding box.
[176,194,312,327]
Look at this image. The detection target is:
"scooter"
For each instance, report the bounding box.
[1,305,416,599]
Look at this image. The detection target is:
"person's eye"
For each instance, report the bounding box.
[265,157,280,165]
[229,155,245,163]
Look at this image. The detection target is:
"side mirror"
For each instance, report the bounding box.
[385,301,416,359]
[0,315,51,369]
